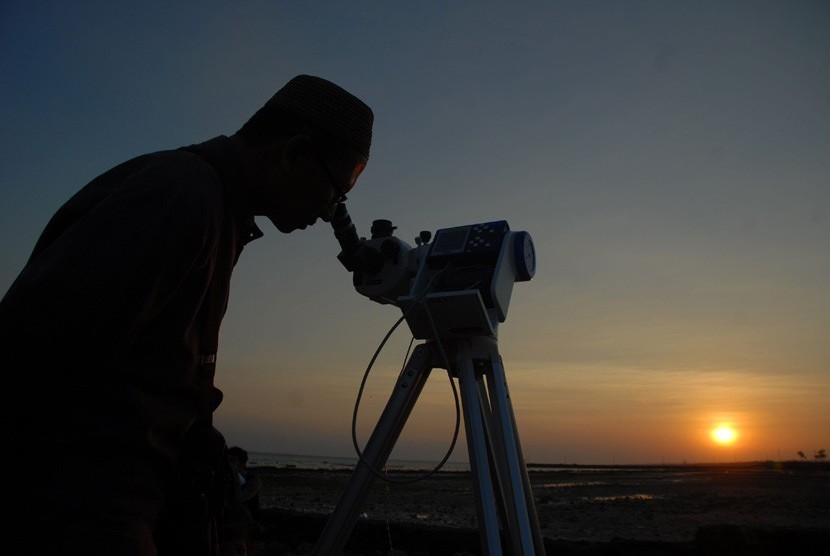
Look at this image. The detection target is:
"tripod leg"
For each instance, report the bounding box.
[475,379,511,532]
[469,353,534,555]
[475,377,525,555]
[508,395,546,555]
[313,343,435,555]
[483,341,546,555]
[457,341,503,555]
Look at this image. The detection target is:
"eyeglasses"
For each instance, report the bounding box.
[315,153,367,221]
[314,153,349,221]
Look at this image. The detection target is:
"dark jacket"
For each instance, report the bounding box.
[0,135,262,554]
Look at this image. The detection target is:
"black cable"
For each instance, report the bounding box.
[350,269,462,484]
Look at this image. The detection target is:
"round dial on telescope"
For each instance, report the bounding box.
[513,232,536,281]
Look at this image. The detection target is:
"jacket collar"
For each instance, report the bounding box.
[179,136,264,247]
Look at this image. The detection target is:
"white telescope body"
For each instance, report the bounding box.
[353,220,535,340]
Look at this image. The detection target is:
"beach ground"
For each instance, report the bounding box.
[247,461,829,555]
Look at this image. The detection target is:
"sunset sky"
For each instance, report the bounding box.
[1,1,828,465]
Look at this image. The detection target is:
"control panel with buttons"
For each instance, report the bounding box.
[427,220,509,267]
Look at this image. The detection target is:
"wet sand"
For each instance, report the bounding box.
[249,461,829,555]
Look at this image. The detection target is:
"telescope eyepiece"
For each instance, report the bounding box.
[330,203,385,275]
[330,203,361,256]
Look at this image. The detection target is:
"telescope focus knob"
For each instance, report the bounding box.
[513,231,536,281]
[371,219,396,239]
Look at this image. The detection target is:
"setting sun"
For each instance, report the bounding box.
[711,425,738,445]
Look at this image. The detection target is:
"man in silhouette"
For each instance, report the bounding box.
[0,75,373,555]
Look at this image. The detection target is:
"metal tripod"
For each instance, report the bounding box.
[312,335,546,555]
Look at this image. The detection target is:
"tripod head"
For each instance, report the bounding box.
[330,203,536,340]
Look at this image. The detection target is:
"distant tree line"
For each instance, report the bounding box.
[797,449,826,461]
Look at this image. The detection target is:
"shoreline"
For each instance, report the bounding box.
[253,458,830,472]
[247,461,830,554]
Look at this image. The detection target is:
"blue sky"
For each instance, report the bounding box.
[2,1,828,464]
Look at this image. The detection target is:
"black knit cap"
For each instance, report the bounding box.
[267,75,374,159]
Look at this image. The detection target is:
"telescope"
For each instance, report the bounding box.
[330,203,536,339]
[317,203,545,556]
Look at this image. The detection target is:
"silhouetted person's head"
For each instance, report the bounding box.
[231,75,374,233]
[227,446,249,472]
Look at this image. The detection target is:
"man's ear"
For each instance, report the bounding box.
[280,135,313,174]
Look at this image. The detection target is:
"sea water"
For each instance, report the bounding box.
[248,451,471,472]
